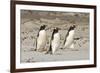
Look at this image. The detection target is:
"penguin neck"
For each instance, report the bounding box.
[54,33,60,39]
[40,29,46,32]
[40,28,45,31]
[39,30,46,35]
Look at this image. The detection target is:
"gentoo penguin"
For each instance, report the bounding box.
[35,25,47,52]
[63,25,76,49]
[46,27,60,54]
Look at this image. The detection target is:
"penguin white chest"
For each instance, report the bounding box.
[52,33,60,54]
[64,30,75,48]
[37,30,47,50]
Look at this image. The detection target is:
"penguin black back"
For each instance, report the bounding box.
[51,28,59,40]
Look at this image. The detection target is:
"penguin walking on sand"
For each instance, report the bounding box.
[35,25,47,52]
[46,28,60,54]
[63,25,76,49]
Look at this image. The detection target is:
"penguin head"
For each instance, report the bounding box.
[40,25,46,30]
[72,25,76,29]
[53,27,59,33]
[68,25,76,31]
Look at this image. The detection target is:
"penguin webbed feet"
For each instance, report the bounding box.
[60,46,65,50]
[33,49,37,51]
[45,51,53,55]
[60,48,64,50]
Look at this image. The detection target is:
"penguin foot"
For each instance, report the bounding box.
[45,51,49,54]
[60,47,66,50]
[45,51,52,54]
[33,49,37,51]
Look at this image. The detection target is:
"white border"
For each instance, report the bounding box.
[16,4,94,69]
